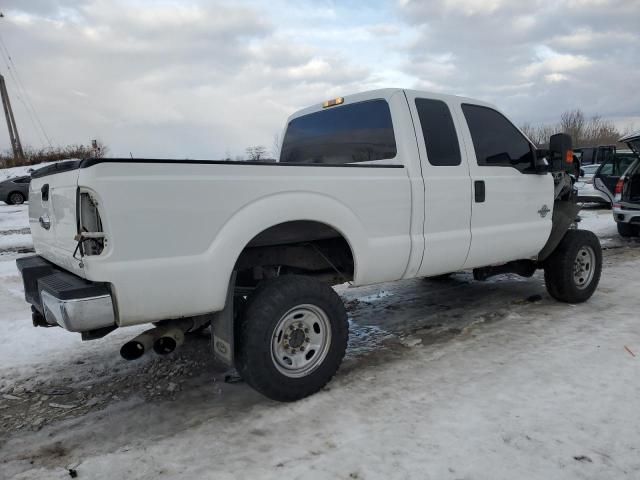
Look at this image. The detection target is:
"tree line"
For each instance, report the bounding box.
[0,142,108,169]
[520,109,634,148]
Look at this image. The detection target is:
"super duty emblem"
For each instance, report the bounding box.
[538,205,550,218]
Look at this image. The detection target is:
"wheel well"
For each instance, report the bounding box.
[234,221,355,288]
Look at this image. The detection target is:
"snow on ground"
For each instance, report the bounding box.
[0,233,33,251]
[0,205,29,231]
[1,205,640,479]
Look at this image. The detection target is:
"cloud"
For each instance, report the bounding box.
[397,0,640,125]
[0,0,637,157]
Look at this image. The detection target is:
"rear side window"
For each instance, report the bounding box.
[462,104,534,172]
[280,100,397,164]
[415,98,461,166]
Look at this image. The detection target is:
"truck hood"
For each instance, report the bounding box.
[619,131,640,155]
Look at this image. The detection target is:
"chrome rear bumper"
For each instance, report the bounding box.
[16,255,116,333]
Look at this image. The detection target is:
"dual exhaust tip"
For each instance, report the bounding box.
[120,325,186,361]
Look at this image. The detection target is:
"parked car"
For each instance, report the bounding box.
[575,163,610,205]
[0,175,31,205]
[17,89,602,401]
[592,150,638,207]
[574,145,616,166]
[608,131,640,237]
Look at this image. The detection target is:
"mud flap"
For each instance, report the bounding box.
[537,200,581,261]
[211,272,236,366]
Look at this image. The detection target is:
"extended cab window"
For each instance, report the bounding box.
[415,98,461,166]
[280,100,397,164]
[462,104,534,172]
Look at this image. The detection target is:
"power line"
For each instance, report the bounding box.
[0,32,54,148]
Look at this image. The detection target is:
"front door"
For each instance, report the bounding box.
[456,103,554,268]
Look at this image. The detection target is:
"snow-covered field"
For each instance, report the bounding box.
[1,204,639,480]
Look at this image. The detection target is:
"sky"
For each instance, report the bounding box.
[0,0,638,158]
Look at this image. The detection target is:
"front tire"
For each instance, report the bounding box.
[236,275,348,402]
[544,229,602,303]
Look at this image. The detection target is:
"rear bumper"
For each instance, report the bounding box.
[16,255,116,332]
[613,204,640,224]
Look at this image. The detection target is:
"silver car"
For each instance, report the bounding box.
[605,132,640,237]
[0,175,31,205]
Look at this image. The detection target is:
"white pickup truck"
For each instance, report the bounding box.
[17,88,602,401]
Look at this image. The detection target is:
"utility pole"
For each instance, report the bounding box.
[0,74,24,162]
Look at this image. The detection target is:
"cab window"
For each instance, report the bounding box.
[280,100,397,164]
[462,104,534,173]
[415,98,461,166]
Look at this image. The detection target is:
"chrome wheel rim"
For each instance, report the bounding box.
[573,246,596,290]
[10,193,23,204]
[270,304,332,378]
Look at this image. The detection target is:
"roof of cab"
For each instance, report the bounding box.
[286,88,497,123]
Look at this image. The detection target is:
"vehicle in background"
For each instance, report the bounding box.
[575,164,610,205]
[574,145,616,166]
[611,131,640,237]
[593,150,637,206]
[0,175,31,205]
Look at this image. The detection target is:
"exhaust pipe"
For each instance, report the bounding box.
[121,317,209,360]
[153,327,186,355]
[120,328,159,360]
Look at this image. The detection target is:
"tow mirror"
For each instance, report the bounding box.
[549,133,573,172]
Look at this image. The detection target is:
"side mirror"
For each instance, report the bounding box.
[549,133,574,172]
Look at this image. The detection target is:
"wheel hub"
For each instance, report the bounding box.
[271,305,332,378]
[573,246,595,290]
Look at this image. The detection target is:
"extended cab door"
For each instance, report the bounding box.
[403,91,472,276]
[457,103,554,268]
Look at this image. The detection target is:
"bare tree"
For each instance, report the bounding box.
[560,109,586,145]
[245,145,268,161]
[522,109,627,149]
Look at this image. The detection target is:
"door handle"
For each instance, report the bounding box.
[474,180,485,203]
[39,213,51,230]
[41,184,49,201]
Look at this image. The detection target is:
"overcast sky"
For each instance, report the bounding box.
[0,0,638,158]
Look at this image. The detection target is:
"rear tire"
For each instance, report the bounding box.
[544,229,602,303]
[617,222,636,237]
[236,275,348,402]
[7,192,25,205]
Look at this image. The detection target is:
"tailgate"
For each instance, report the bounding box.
[29,164,85,277]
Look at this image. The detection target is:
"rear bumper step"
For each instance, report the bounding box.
[16,255,116,332]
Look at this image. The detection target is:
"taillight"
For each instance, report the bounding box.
[614,179,624,196]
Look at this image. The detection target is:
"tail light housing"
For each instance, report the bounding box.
[614,178,625,196]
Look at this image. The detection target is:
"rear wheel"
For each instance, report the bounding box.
[544,229,602,303]
[7,191,25,205]
[617,222,636,237]
[236,275,348,402]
